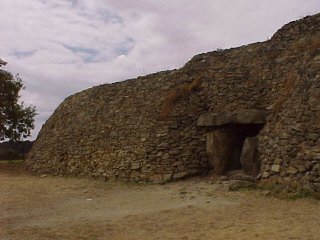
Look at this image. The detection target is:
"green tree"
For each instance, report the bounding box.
[0,59,36,141]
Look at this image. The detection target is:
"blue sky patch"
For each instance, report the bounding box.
[114,37,135,56]
[64,45,99,63]
[13,50,37,59]
[97,8,123,24]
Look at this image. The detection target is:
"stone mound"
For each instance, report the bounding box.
[27,13,320,191]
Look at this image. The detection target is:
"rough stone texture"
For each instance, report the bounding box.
[271,164,281,173]
[240,136,260,176]
[206,129,243,175]
[198,109,267,127]
[26,13,320,191]
[229,180,256,191]
[226,170,256,182]
[200,110,264,176]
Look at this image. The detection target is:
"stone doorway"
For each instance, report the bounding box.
[198,110,267,177]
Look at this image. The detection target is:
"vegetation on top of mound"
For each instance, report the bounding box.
[160,78,202,119]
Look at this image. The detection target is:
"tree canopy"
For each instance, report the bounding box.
[0,59,36,141]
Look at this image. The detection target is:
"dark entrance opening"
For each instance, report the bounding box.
[198,109,267,177]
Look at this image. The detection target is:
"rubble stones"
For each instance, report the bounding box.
[287,166,298,174]
[271,165,281,173]
[173,172,188,179]
[229,180,256,191]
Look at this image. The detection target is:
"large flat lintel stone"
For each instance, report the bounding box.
[198,109,267,127]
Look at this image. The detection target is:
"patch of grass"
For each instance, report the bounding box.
[257,183,283,193]
[286,189,315,200]
[229,182,257,192]
[234,182,320,200]
[160,78,202,119]
[256,183,320,200]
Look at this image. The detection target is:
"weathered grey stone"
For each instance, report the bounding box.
[262,172,270,178]
[131,163,141,170]
[161,153,170,160]
[206,129,243,175]
[227,172,256,182]
[271,164,281,173]
[173,171,188,179]
[307,133,318,141]
[169,149,181,155]
[287,166,298,174]
[220,176,229,181]
[229,180,256,191]
[240,136,260,176]
[198,109,267,127]
[297,165,307,173]
[156,152,163,157]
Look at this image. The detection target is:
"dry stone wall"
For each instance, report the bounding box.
[27,13,320,191]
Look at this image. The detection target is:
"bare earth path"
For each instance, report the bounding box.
[1,162,320,240]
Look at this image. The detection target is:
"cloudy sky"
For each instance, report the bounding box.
[1,0,320,140]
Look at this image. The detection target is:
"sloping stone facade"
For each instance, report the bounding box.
[27,13,320,191]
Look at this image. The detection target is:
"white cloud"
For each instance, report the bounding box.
[0,0,320,140]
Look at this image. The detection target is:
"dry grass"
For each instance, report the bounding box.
[160,78,202,119]
[2,163,320,240]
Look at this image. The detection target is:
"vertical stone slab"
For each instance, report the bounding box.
[240,136,260,176]
[206,129,243,175]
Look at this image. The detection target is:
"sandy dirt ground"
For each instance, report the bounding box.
[1,161,320,240]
